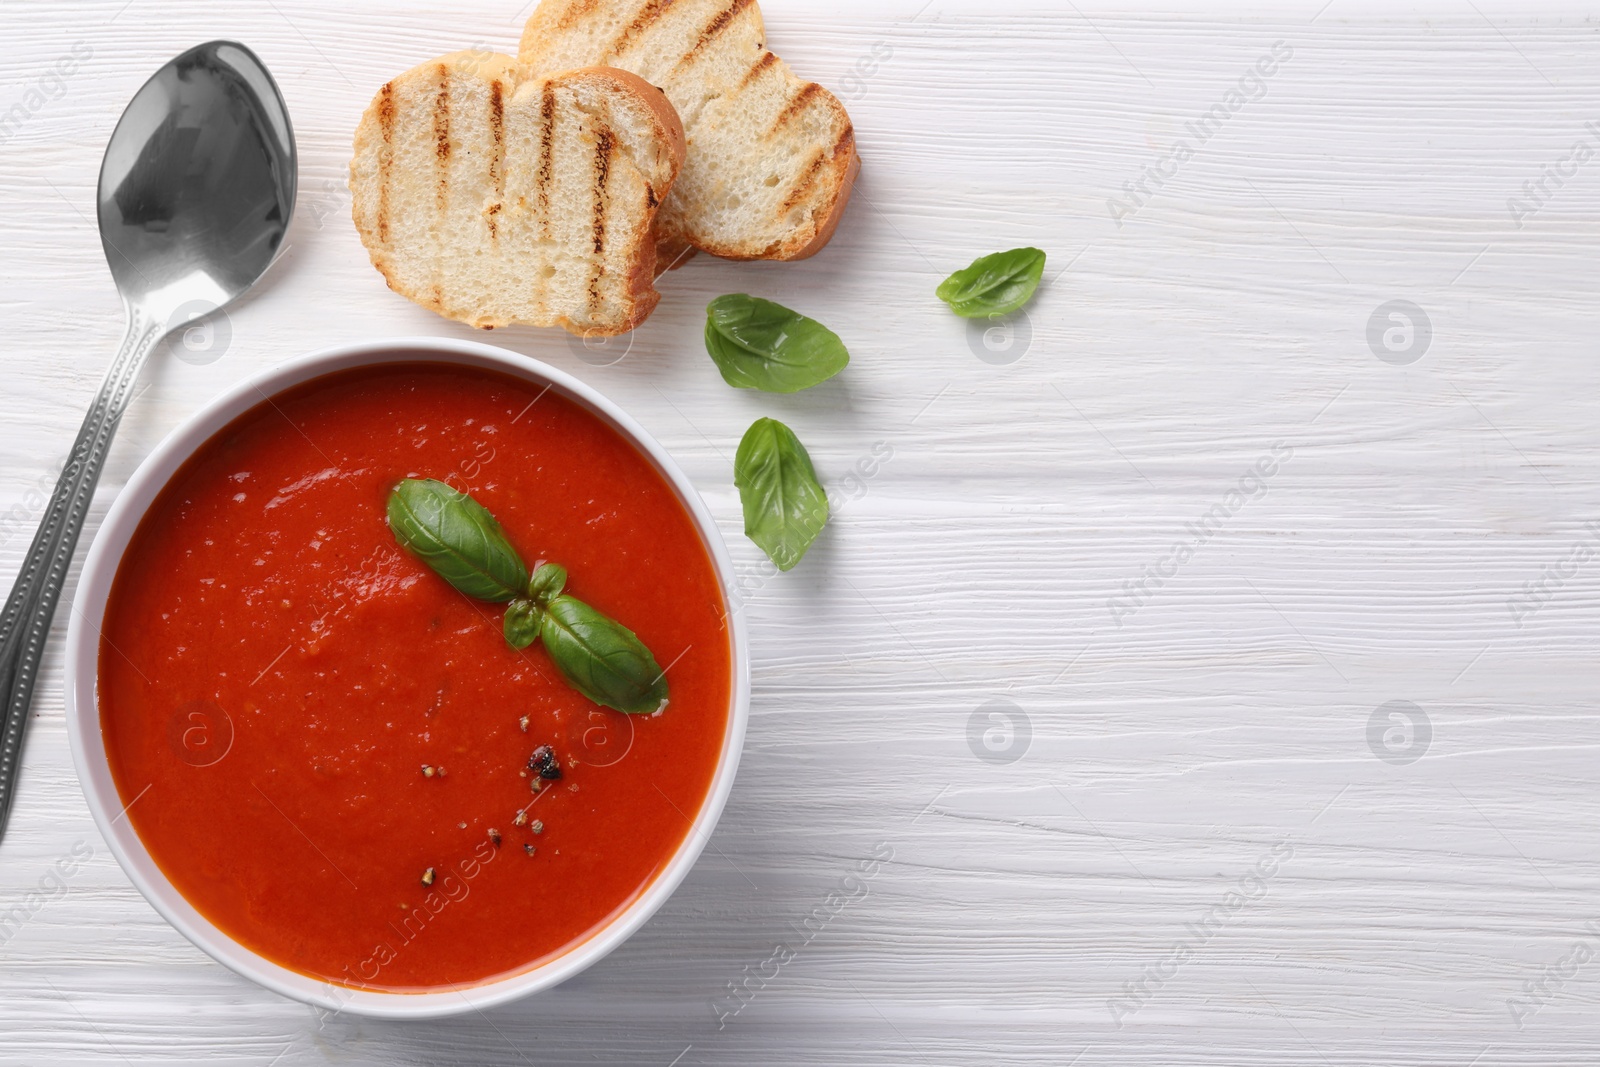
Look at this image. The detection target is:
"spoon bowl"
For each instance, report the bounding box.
[0,41,295,839]
[99,41,296,328]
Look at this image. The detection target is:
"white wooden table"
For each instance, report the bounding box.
[4,0,1600,1062]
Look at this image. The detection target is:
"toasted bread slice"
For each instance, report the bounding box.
[350,52,686,335]
[518,0,858,263]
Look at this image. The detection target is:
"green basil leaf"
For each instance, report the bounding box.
[734,417,829,572]
[386,478,529,603]
[936,247,1046,318]
[528,562,567,605]
[704,294,849,393]
[504,598,542,650]
[539,595,669,714]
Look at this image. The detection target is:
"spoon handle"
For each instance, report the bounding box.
[0,310,164,840]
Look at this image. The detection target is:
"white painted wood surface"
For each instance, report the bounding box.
[4,0,1600,1062]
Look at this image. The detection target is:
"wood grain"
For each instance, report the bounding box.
[3,0,1600,1063]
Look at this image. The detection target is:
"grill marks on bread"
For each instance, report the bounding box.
[737,50,778,91]
[608,0,671,60]
[768,82,822,136]
[376,83,396,244]
[487,80,505,238]
[433,63,451,219]
[518,0,858,261]
[593,130,613,256]
[675,0,756,72]
[778,147,828,212]
[351,55,684,335]
[538,85,556,236]
[588,129,614,314]
[555,0,603,31]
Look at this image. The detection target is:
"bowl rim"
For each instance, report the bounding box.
[63,337,751,1020]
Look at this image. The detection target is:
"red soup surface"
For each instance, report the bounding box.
[99,362,731,990]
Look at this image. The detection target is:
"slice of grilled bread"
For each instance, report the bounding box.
[350,51,686,336]
[518,0,859,263]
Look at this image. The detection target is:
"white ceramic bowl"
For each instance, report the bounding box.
[64,337,749,1019]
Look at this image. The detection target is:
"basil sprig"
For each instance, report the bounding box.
[503,597,543,650]
[936,247,1047,318]
[704,294,849,393]
[387,481,669,714]
[734,418,829,571]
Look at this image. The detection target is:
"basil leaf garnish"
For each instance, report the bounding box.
[936,247,1046,318]
[385,480,671,714]
[734,417,829,572]
[704,294,849,393]
[528,562,567,604]
[539,595,669,714]
[386,478,529,602]
[503,598,542,650]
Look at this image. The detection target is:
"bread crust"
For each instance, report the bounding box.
[779,129,859,261]
[546,67,685,335]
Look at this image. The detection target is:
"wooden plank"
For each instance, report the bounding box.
[1,1,1599,1063]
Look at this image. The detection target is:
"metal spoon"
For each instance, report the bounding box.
[0,41,296,840]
